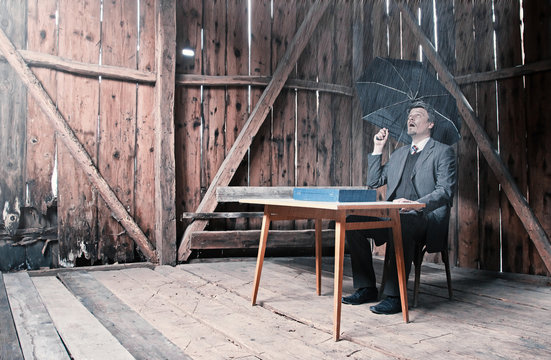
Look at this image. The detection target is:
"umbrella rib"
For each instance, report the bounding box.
[360,98,413,119]
[356,81,411,97]
[380,57,417,97]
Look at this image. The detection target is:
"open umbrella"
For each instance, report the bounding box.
[356,57,460,145]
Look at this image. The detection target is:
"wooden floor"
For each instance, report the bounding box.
[1,255,551,360]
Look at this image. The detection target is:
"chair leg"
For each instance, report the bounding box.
[442,249,453,300]
[413,244,424,308]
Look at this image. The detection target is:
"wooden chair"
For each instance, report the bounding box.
[380,241,453,307]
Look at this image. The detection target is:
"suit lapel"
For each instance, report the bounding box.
[412,138,434,178]
[387,146,409,199]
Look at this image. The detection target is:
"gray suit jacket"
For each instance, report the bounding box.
[367,138,456,253]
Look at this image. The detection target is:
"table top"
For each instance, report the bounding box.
[239,198,426,211]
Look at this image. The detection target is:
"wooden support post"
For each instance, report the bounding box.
[154,0,177,265]
[397,2,551,273]
[0,27,158,263]
[177,0,331,261]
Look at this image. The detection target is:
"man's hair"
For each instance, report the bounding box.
[408,100,435,124]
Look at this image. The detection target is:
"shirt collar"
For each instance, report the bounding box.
[412,137,430,152]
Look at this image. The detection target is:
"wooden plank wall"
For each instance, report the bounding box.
[2,0,550,275]
[0,0,158,267]
[174,0,551,275]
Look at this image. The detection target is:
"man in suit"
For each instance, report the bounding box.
[342,100,456,314]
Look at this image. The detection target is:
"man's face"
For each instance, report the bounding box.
[407,107,434,139]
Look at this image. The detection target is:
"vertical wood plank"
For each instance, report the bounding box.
[175,0,202,238]
[316,2,334,186]
[202,0,227,189]
[271,0,297,230]
[98,0,138,263]
[226,0,249,231]
[155,0,177,264]
[56,0,101,266]
[351,1,373,187]
[494,0,529,274]
[135,0,157,249]
[26,0,57,215]
[331,2,352,187]
[475,2,500,271]
[523,0,551,275]
[248,0,272,231]
[454,1,479,269]
[249,0,272,190]
[296,0,318,190]
[0,0,26,226]
[436,0,457,265]
[295,0,318,231]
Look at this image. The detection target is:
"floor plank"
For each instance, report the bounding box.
[0,274,24,360]
[92,269,259,360]
[57,271,191,360]
[32,276,135,360]
[3,272,69,360]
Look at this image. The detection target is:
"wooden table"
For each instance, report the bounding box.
[240,198,425,341]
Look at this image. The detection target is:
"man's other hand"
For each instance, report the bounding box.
[393,198,421,212]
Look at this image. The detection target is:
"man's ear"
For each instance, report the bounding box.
[428,122,435,129]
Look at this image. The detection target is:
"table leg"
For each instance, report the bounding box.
[251,210,271,306]
[390,209,409,323]
[333,213,346,341]
[315,218,322,296]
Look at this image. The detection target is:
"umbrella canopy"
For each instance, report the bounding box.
[356,57,460,145]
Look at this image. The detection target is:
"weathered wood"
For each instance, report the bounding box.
[494,1,530,274]
[216,186,294,202]
[93,268,257,359]
[0,49,156,83]
[181,212,263,220]
[0,0,26,229]
[58,271,191,360]
[455,59,551,85]
[98,0,138,263]
[475,2,500,271]
[190,229,336,249]
[28,261,155,277]
[154,0,177,264]
[248,0,273,194]
[175,0,203,238]
[0,274,24,360]
[398,1,551,274]
[134,0,157,249]
[175,74,353,96]
[271,1,297,231]
[0,22,157,262]
[331,2,352,186]
[178,0,331,261]
[225,0,249,232]
[524,0,551,276]
[454,1,479,269]
[317,2,335,187]
[32,276,135,360]
[201,0,227,191]
[25,0,57,215]
[3,272,69,359]
[55,0,101,266]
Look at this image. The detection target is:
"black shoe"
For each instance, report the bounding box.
[369,296,402,314]
[342,287,378,305]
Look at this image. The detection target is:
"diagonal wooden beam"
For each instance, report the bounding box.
[178,0,331,261]
[0,27,158,263]
[397,2,551,273]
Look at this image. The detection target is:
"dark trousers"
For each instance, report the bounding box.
[345,212,428,297]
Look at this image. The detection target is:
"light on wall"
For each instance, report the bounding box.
[182,48,195,57]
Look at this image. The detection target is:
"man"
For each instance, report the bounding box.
[342,100,456,314]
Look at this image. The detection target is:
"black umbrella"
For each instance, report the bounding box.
[356,57,460,145]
